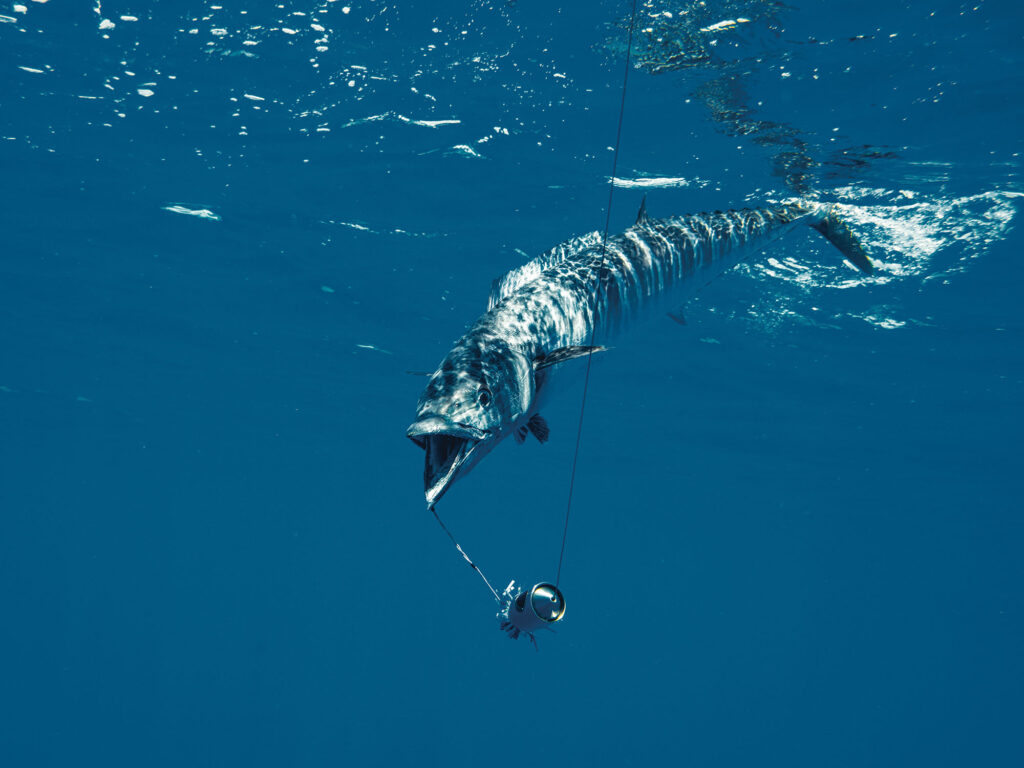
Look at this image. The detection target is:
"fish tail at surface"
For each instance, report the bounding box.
[804,203,874,274]
[590,200,872,335]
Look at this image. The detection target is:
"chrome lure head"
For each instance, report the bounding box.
[407,334,534,508]
[498,580,566,643]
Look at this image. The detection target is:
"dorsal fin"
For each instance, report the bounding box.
[635,194,649,226]
[487,230,602,310]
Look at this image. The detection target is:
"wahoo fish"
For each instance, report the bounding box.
[407,199,872,508]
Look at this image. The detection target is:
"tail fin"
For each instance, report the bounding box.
[807,204,873,274]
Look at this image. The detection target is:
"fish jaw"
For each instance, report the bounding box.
[406,416,490,508]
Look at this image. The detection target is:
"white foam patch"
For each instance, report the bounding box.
[341,112,461,129]
[323,219,436,239]
[412,119,460,128]
[332,220,371,232]
[857,313,908,330]
[162,204,221,221]
[355,343,393,355]
[448,144,481,158]
[699,18,751,33]
[613,175,709,189]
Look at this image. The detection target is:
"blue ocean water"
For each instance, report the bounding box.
[2,1,1022,765]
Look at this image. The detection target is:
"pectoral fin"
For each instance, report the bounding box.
[534,345,607,371]
[527,414,550,443]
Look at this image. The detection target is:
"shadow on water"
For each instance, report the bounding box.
[604,0,899,195]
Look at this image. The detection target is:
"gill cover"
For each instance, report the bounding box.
[407,341,536,508]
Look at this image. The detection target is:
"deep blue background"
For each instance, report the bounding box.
[2,1,1022,765]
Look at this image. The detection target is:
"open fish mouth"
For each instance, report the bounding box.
[407,417,486,508]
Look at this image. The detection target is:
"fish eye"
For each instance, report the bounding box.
[477,387,492,407]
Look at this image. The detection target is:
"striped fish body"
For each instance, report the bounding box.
[408,201,871,508]
[484,203,820,357]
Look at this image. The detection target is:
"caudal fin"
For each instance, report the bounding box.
[808,205,874,275]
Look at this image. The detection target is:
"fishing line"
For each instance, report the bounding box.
[432,507,502,603]
[556,0,640,588]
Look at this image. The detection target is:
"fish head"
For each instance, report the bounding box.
[407,336,534,508]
